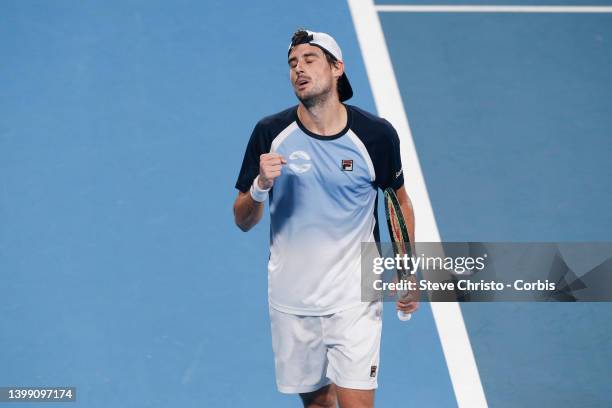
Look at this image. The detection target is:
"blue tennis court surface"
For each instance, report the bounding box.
[378,6,612,407]
[1,1,611,406]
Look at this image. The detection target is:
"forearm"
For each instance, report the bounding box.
[395,186,420,314]
[233,191,264,232]
[401,200,415,247]
[396,186,415,248]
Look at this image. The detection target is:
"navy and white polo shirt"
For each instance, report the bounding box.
[236,104,404,315]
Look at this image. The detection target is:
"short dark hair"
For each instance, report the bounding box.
[289,29,344,99]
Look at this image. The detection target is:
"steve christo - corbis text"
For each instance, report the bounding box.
[372,278,556,292]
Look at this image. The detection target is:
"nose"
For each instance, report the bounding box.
[293,61,305,74]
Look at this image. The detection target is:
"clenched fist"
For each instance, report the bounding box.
[258,153,287,190]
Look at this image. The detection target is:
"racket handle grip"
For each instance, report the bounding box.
[397,310,412,321]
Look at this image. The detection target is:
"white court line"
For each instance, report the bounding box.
[376,5,612,13]
[347,1,489,407]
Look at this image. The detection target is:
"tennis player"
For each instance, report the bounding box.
[233,29,417,408]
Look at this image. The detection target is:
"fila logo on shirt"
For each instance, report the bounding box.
[341,159,353,171]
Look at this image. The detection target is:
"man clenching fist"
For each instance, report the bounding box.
[232,152,286,232]
[257,153,287,190]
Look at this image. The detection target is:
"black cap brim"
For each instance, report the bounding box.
[339,73,353,102]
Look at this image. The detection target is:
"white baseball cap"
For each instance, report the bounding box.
[288,30,353,102]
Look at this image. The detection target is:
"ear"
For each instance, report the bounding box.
[331,60,344,80]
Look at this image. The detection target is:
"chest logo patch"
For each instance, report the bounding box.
[288,150,312,174]
[341,159,353,171]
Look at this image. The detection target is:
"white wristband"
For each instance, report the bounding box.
[250,175,271,202]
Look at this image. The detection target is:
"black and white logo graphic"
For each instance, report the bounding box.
[289,150,312,174]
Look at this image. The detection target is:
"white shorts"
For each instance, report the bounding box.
[269,301,383,394]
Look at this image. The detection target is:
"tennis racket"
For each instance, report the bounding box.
[383,187,415,321]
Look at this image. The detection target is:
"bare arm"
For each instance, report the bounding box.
[233,153,286,232]
[394,185,419,315]
[233,191,264,232]
[395,185,415,251]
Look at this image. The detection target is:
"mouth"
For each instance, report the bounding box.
[296,77,310,89]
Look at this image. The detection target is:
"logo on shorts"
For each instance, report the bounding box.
[341,159,353,171]
[370,365,377,378]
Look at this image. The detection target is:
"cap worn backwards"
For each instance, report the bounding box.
[288,30,353,102]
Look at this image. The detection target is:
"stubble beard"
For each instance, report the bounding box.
[295,81,334,109]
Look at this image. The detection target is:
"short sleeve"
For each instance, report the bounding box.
[235,122,268,193]
[374,122,404,191]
